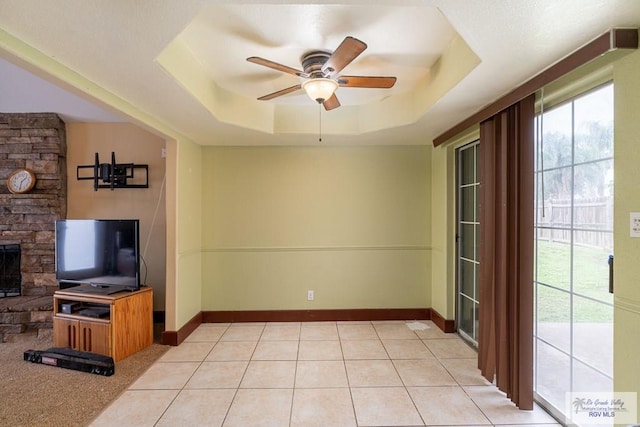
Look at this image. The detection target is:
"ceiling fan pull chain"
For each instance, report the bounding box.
[319,103,322,143]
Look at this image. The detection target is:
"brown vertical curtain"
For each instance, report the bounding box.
[477,94,535,410]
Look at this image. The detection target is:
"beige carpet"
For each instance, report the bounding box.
[0,330,169,427]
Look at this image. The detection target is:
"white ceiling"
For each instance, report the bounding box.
[0,0,639,146]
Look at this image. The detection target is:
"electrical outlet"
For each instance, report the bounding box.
[307,290,314,301]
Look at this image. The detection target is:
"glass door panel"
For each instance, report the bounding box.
[534,83,614,419]
[456,141,479,345]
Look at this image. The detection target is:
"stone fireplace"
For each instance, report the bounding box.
[0,113,67,297]
[0,113,67,341]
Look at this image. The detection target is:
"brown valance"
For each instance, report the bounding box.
[434,28,637,147]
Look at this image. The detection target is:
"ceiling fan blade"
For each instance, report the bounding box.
[257,84,302,101]
[247,57,304,77]
[322,36,367,76]
[323,93,341,111]
[338,76,397,88]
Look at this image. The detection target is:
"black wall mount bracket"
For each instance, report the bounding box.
[77,152,148,191]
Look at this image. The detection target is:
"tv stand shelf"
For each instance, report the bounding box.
[53,286,153,362]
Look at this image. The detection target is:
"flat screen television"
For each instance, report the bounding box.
[55,219,141,295]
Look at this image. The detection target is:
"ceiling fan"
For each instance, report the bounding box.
[247,36,397,111]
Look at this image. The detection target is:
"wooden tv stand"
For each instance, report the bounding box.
[53,286,153,362]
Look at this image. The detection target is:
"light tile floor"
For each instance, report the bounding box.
[89,320,561,427]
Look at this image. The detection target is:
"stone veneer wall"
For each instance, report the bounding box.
[0,113,67,296]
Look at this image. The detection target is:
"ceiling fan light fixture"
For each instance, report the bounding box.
[302,78,338,103]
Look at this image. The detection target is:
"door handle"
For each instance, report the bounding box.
[608,254,614,294]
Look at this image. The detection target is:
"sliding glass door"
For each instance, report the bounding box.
[456,141,480,345]
[534,83,614,418]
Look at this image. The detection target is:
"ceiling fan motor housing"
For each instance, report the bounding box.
[301,50,332,78]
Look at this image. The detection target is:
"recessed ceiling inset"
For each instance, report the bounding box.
[156,4,480,135]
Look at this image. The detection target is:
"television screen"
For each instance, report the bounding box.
[55,219,140,294]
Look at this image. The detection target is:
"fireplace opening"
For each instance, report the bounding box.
[0,244,21,298]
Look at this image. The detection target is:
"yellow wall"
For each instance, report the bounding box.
[612,49,640,406]
[66,122,167,309]
[200,145,431,310]
[429,144,450,318]
[172,138,203,329]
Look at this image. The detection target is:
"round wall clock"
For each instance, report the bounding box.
[7,168,37,194]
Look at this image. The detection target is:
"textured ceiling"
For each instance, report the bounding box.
[0,0,639,146]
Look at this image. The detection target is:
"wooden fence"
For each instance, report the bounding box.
[536,197,613,249]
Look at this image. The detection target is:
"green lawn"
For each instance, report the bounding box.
[535,239,613,323]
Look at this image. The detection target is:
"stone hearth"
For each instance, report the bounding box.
[0,113,67,339]
[0,295,53,342]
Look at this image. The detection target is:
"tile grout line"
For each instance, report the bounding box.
[288,324,302,427]
[342,321,364,427]
[219,323,259,427]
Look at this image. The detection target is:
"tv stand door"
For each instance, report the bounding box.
[53,317,77,349]
[78,321,110,354]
